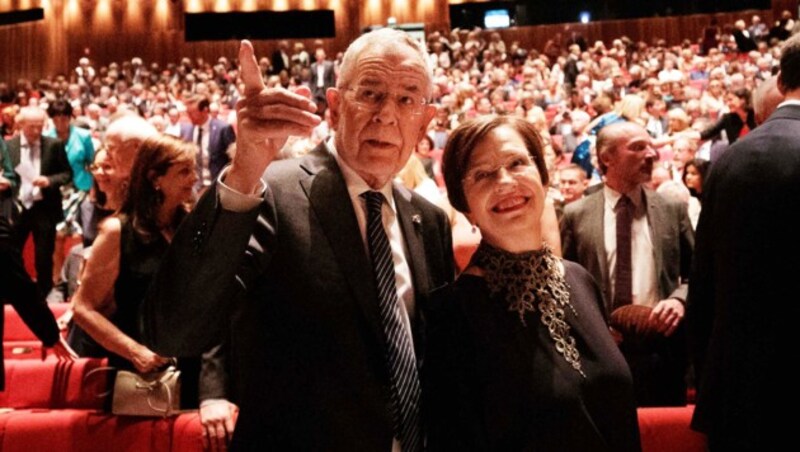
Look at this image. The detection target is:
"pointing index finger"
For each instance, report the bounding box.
[239,39,266,97]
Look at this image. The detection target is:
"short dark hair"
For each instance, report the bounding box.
[47,98,73,118]
[442,115,548,214]
[780,33,800,91]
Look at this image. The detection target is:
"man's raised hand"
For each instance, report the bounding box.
[228,40,321,194]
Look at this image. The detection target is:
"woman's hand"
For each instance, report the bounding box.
[129,344,170,373]
[200,399,238,451]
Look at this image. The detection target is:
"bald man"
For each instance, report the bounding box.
[5,107,72,297]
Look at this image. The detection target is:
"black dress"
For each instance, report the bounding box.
[106,217,201,408]
[424,260,641,452]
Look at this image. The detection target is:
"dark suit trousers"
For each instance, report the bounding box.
[620,325,687,407]
[13,203,57,297]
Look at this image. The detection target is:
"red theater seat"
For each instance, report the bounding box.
[4,304,70,359]
[0,409,202,452]
[0,357,107,409]
[638,405,707,452]
[3,304,70,342]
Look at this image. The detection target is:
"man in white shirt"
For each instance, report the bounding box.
[561,121,694,406]
[5,107,72,298]
[310,47,336,115]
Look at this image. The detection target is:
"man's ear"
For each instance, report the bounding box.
[777,71,787,95]
[417,104,436,139]
[327,88,340,128]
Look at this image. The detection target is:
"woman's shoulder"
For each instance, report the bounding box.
[96,215,122,237]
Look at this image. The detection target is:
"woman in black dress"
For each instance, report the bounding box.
[425,115,641,451]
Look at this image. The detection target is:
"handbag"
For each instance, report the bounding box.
[84,360,181,417]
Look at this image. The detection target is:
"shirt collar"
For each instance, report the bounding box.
[776,99,800,109]
[20,134,39,149]
[326,139,396,210]
[604,184,644,210]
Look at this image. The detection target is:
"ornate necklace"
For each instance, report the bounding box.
[470,241,586,378]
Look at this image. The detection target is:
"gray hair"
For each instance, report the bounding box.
[337,28,433,97]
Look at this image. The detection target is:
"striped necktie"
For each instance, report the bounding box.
[361,190,421,452]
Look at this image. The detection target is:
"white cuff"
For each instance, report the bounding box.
[200,398,228,408]
[216,165,267,212]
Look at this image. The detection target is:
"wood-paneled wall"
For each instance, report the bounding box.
[0,0,797,84]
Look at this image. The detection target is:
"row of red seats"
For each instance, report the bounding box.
[2,305,705,450]
[2,305,206,451]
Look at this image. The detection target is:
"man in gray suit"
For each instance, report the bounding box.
[143,29,453,450]
[561,121,694,406]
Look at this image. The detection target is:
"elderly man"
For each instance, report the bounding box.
[5,107,72,298]
[561,122,694,407]
[687,33,800,451]
[143,29,453,451]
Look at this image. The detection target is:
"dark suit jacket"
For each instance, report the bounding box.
[5,135,72,224]
[561,188,694,315]
[309,60,335,100]
[0,217,59,390]
[269,49,290,75]
[687,104,800,450]
[179,119,236,182]
[142,145,455,450]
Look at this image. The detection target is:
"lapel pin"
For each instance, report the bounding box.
[412,214,422,225]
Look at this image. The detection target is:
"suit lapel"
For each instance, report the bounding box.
[588,192,610,300]
[644,189,664,287]
[299,149,385,345]
[8,137,21,168]
[393,187,429,300]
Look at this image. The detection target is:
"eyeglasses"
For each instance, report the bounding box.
[345,85,428,116]
[463,155,537,187]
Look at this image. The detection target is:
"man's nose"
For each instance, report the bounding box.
[372,96,399,125]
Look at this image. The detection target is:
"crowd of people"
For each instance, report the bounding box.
[1,9,799,451]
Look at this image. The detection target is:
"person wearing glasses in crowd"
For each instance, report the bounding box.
[424,115,640,451]
[143,29,454,451]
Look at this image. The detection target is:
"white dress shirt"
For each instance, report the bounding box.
[16,134,43,209]
[603,185,658,307]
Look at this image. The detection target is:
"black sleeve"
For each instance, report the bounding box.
[198,342,229,402]
[141,185,275,357]
[0,219,59,346]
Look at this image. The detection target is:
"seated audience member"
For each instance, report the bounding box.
[657,180,701,230]
[558,163,589,205]
[397,154,455,225]
[414,134,437,180]
[71,135,236,444]
[426,115,640,451]
[699,88,757,145]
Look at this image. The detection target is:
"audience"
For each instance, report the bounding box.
[0,13,796,447]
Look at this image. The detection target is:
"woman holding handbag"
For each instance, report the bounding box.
[73,135,236,444]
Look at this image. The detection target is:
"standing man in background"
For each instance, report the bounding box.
[5,107,72,298]
[687,33,800,451]
[180,94,236,192]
